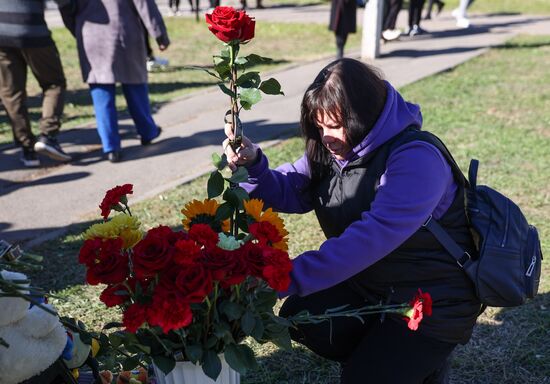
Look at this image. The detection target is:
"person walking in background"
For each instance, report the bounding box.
[63,0,169,163]
[424,0,445,19]
[329,0,357,58]
[382,0,403,41]
[0,0,72,167]
[168,0,182,15]
[407,0,427,36]
[452,0,474,28]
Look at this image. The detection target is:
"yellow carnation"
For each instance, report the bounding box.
[83,214,142,248]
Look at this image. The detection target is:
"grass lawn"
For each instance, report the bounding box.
[0,18,360,146]
[26,33,550,383]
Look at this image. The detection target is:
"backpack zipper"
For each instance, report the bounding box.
[525,255,537,277]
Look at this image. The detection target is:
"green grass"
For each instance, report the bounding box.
[29,34,549,383]
[0,19,360,146]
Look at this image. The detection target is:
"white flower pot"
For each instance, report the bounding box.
[153,356,240,384]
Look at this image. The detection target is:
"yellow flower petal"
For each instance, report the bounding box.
[83,214,142,248]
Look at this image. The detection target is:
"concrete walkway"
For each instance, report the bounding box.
[1,5,549,247]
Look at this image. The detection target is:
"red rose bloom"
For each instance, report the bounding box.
[78,238,103,266]
[189,224,219,248]
[205,6,255,43]
[100,283,130,307]
[205,246,247,288]
[174,264,213,303]
[122,303,148,333]
[261,247,292,291]
[173,239,202,265]
[240,242,265,277]
[99,184,133,220]
[132,226,176,279]
[85,238,129,285]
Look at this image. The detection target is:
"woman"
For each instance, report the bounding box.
[329,0,357,59]
[224,59,481,383]
[64,0,169,162]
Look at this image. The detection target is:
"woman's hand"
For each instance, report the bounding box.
[223,122,258,171]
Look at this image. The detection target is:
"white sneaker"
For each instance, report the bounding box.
[456,17,470,28]
[382,29,401,41]
[146,56,169,72]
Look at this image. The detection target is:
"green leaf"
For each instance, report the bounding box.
[219,300,244,320]
[212,153,228,171]
[269,328,293,350]
[208,170,225,198]
[250,317,265,340]
[236,71,261,88]
[202,350,222,381]
[152,355,176,375]
[260,78,284,95]
[218,83,236,98]
[239,88,261,110]
[185,344,203,363]
[227,166,248,183]
[108,332,124,348]
[234,57,248,66]
[223,187,249,209]
[213,321,232,338]
[122,356,141,371]
[224,344,258,375]
[215,202,234,222]
[206,336,218,349]
[214,61,231,80]
[241,311,256,335]
[103,322,123,330]
[220,46,230,58]
[185,65,221,80]
[244,53,273,66]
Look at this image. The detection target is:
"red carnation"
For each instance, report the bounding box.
[78,238,103,266]
[100,283,130,307]
[189,224,219,248]
[173,239,202,265]
[405,289,433,331]
[122,303,148,333]
[249,221,282,247]
[99,184,133,220]
[148,290,193,333]
[205,6,255,44]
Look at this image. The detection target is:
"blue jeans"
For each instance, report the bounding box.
[89,83,159,153]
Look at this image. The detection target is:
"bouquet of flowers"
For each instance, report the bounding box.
[79,184,293,380]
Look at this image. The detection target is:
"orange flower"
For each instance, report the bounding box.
[181,199,230,232]
[244,199,289,251]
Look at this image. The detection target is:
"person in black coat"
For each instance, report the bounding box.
[329,0,357,59]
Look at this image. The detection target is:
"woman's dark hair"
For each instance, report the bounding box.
[300,58,387,181]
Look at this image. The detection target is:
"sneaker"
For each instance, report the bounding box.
[20,147,40,167]
[456,17,470,28]
[34,134,71,162]
[408,25,428,37]
[146,56,169,72]
[141,127,162,146]
[382,29,401,41]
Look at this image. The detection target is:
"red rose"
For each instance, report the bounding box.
[249,221,283,247]
[205,246,247,288]
[148,290,193,333]
[132,226,176,279]
[85,238,129,285]
[240,242,265,277]
[122,303,148,333]
[173,239,202,265]
[205,6,255,43]
[78,238,103,266]
[100,283,130,307]
[99,184,133,220]
[174,264,213,303]
[189,224,219,248]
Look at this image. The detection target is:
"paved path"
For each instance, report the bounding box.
[1,5,549,247]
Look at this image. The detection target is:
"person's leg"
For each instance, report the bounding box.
[457,0,469,16]
[0,47,34,148]
[22,45,66,138]
[335,33,348,59]
[89,84,120,154]
[386,0,403,30]
[425,0,435,18]
[279,282,376,362]
[121,83,160,143]
[341,319,456,384]
[413,0,426,26]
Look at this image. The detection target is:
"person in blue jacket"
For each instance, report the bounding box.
[223,58,481,383]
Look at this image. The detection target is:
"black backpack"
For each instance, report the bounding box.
[424,158,543,307]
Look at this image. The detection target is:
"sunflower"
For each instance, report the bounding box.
[83,214,142,249]
[181,199,230,232]
[244,199,289,250]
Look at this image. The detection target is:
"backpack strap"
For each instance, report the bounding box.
[468,159,479,189]
[422,215,474,268]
